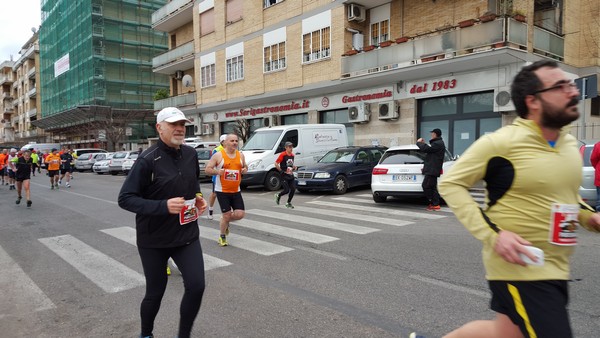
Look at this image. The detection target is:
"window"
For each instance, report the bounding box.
[264,0,283,8]
[370,19,389,45]
[226,0,242,23]
[200,9,214,36]
[264,42,286,73]
[201,64,215,88]
[592,97,600,116]
[226,55,244,82]
[302,27,330,63]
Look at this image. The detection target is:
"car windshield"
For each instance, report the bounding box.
[113,152,127,159]
[129,153,139,159]
[319,150,356,163]
[380,150,425,164]
[196,150,211,160]
[242,130,282,151]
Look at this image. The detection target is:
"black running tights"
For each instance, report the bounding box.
[279,176,296,202]
[137,239,205,338]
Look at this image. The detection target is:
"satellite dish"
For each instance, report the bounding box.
[182,74,194,87]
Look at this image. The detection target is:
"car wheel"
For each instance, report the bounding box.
[96,172,103,175]
[332,175,348,195]
[110,171,118,175]
[373,193,387,203]
[264,170,282,191]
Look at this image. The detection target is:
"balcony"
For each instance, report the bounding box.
[0,75,14,86]
[27,108,37,118]
[152,0,194,32]
[341,17,538,79]
[15,43,39,67]
[154,92,196,111]
[152,41,194,74]
[1,92,12,100]
[28,87,37,98]
[533,26,564,60]
[4,107,14,114]
[27,67,36,79]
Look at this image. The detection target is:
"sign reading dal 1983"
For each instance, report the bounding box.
[410,79,457,94]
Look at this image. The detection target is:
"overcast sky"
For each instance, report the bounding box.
[0,0,41,62]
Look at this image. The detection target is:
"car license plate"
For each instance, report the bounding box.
[298,180,306,186]
[392,174,416,181]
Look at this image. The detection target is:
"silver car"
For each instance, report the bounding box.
[75,152,111,172]
[92,153,114,174]
[579,140,599,209]
[109,151,138,175]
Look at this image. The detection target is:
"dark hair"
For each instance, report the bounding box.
[510,60,559,118]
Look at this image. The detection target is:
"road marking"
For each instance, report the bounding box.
[294,245,348,260]
[246,209,379,234]
[199,226,294,256]
[0,245,56,319]
[308,200,446,219]
[332,196,455,213]
[230,218,339,244]
[38,235,146,293]
[290,206,414,227]
[408,274,489,298]
[101,227,232,270]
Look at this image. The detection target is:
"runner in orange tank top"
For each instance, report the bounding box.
[206,134,248,246]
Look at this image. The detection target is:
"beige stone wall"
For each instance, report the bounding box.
[172,22,194,46]
[564,0,600,67]
[352,98,416,147]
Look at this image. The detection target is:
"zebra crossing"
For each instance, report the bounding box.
[1,193,475,318]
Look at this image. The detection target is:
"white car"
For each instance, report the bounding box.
[371,144,456,203]
[122,158,137,175]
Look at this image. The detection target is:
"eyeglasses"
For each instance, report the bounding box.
[532,81,578,95]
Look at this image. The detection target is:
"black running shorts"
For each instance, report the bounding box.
[215,191,245,213]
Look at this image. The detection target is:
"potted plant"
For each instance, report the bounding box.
[363,45,376,52]
[479,12,497,23]
[512,10,526,22]
[344,49,358,56]
[458,19,476,28]
[379,40,393,48]
[395,36,410,44]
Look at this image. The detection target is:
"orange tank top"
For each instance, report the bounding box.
[215,149,242,193]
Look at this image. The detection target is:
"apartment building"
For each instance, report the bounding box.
[34,0,170,151]
[153,0,599,156]
[11,32,45,145]
[0,61,16,144]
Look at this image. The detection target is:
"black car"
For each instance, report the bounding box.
[296,146,387,194]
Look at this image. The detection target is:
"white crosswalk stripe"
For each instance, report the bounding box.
[309,200,447,219]
[101,227,233,270]
[331,196,453,213]
[199,226,293,256]
[290,206,414,227]
[0,244,55,319]
[245,209,380,234]
[38,235,146,293]
[230,218,339,244]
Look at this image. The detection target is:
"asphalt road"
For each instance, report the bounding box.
[1,172,600,337]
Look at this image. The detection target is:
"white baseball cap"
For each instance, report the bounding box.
[219,134,227,143]
[156,107,191,124]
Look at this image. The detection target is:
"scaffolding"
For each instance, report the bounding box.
[38,0,169,146]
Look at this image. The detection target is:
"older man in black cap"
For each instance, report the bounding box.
[417,128,446,211]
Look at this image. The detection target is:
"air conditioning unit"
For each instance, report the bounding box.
[378,101,399,120]
[193,119,203,135]
[347,4,366,22]
[175,70,184,80]
[263,115,279,127]
[348,103,370,123]
[494,88,514,113]
[202,123,214,135]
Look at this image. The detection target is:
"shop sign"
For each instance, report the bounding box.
[342,89,393,103]
[409,79,457,94]
[224,100,310,118]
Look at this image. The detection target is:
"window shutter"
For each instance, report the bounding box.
[226,0,243,23]
[200,9,215,35]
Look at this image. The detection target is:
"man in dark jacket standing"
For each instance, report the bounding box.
[118,107,207,338]
[417,128,446,211]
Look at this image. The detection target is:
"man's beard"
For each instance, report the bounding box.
[170,136,184,146]
[540,97,580,129]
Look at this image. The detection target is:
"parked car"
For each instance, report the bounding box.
[75,152,111,172]
[109,151,138,175]
[371,144,456,203]
[296,146,387,194]
[122,158,137,175]
[196,148,212,180]
[92,153,114,174]
[579,140,599,208]
[72,148,108,158]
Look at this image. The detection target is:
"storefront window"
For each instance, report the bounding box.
[463,92,494,113]
[421,97,457,116]
[281,113,308,125]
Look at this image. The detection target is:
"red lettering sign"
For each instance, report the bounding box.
[410,79,457,94]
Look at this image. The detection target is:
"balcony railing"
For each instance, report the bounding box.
[341,17,534,78]
[154,92,196,110]
[28,87,37,98]
[152,0,194,31]
[27,108,37,118]
[1,92,12,100]
[3,107,14,114]
[0,75,14,86]
[152,41,194,69]
[27,67,36,78]
[533,26,564,60]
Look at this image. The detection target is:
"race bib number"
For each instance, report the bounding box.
[179,198,199,225]
[549,203,578,246]
[224,169,240,181]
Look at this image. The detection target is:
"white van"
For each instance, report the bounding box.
[241,124,348,190]
[21,143,61,154]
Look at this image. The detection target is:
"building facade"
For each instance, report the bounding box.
[153,0,600,156]
[0,61,16,145]
[34,0,171,151]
